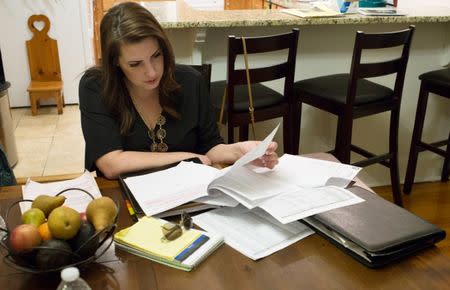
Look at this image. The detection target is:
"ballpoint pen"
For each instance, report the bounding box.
[124,198,138,222]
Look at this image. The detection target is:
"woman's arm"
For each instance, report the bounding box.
[206,141,279,169]
[96,150,211,179]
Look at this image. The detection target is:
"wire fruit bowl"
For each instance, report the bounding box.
[0,188,119,274]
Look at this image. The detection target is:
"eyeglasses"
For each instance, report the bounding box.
[161,212,193,241]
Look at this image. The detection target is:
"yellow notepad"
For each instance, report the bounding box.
[114,216,201,260]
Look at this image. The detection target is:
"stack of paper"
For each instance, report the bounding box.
[114,217,223,271]
[282,4,343,18]
[122,125,364,224]
[193,206,314,260]
[21,171,102,214]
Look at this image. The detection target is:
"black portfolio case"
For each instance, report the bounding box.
[302,186,446,268]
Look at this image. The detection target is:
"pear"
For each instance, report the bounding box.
[21,208,46,227]
[86,197,118,232]
[47,206,81,240]
[32,195,66,217]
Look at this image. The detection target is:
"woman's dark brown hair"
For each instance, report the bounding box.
[87,1,179,134]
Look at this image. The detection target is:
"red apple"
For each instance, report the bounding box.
[9,224,42,253]
[80,212,87,221]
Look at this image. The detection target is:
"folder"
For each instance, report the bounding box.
[118,157,218,217]
[302,186,446,268]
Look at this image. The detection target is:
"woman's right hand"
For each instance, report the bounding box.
[192,154,212,166]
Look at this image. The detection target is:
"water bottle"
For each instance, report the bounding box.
[56,267,92,290]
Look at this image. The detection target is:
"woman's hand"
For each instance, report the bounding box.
[239,141,279,169]
[192,153,212,166]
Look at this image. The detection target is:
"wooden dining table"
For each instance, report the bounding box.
[1,159,450,289]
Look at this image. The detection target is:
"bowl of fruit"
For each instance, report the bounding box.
[0,188,119,273]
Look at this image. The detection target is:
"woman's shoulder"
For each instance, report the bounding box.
[79,67,102,92]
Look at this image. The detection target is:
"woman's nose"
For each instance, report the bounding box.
[143,62,156,78]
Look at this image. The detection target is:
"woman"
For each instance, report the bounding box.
[79,2,278,179]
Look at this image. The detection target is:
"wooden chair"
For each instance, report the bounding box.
[210,29,299,154]
[293,26,415,206]
[403,68,450,194]
[26,14,64,115]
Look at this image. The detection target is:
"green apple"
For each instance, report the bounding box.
[21,208,46,227]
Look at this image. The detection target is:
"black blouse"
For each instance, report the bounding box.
[79,64,223,173]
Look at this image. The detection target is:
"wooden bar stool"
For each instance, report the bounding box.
[293,26,415,206]
[210,29,299,154]
[403,68,450,194]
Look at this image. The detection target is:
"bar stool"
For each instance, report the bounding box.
[293,26,415,206]
[210,29,299,154]
[403,68,450,194]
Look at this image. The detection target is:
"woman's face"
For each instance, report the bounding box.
[118,37,164,95]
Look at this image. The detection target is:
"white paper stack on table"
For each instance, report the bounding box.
[122,124,365,259]
[123,124,363,223]
[21,171,102,214]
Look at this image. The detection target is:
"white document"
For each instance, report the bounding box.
[272,154,361,188]
[206,153,363,218]
[123,124,280,216]
[20,171,102,214]
[193,205,314,260]
[259,186,364,224]
[124,161,218,216]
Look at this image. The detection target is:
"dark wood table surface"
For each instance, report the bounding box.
[1,176,450,290]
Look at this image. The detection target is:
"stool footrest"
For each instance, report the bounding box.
[417,140,448,157]
[351,144,391,168]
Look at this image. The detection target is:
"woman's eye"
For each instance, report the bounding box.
[129,62,140,68]
[154,52,162,58]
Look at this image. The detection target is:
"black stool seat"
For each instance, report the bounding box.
[211,80,285,112]
[404,68,450,194]
[419,68,450,88]
[294,74,394,106]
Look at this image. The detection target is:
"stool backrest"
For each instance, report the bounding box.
[347,25,415,106]
[189,64,212,94]
[26,14,62,82]
[226,28,299,110]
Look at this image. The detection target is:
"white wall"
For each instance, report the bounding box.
[0,0,94,107]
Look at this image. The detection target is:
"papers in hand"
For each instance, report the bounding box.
[20,171,102,214]
[193,206,314,260]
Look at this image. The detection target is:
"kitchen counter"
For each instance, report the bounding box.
[141,0,450,28]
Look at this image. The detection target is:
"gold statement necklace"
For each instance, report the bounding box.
[131,96,168,152]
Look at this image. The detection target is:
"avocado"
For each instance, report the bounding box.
[69,221,99,259]
[35,239,72,270]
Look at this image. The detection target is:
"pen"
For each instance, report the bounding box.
[124,198,138,222]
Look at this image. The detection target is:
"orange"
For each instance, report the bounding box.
[37,222,52,241]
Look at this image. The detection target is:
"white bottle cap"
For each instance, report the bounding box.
[61,267,80,282]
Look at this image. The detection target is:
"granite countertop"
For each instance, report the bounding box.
[140,1,450,29]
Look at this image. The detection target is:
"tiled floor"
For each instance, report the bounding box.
[11,105,85,179]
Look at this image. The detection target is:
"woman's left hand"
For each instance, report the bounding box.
[239,141,279,169]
